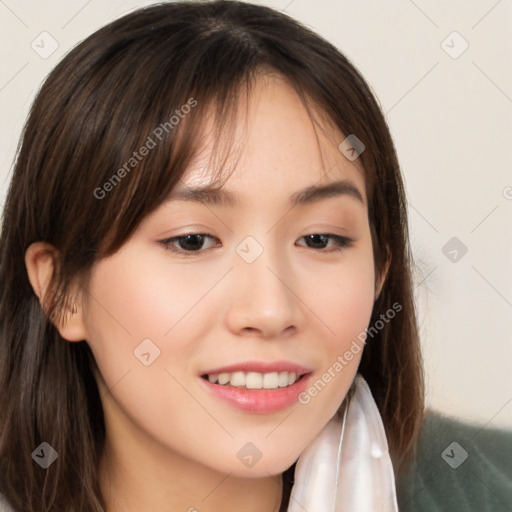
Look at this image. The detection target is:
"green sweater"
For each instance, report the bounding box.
[396,411,512,511]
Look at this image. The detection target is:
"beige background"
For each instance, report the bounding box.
[1,0,511,428]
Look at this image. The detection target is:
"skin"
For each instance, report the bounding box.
[26,74,388,512]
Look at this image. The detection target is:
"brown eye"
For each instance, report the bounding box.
[298,234,353,251]
[160,233,220,254]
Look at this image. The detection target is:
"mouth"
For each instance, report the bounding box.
[200,370,308,390]
[199,365,313,414]
[200,360,312,390]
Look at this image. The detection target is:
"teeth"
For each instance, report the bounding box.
[263,372,279,389]
[205,371,300,389]
[230,371,245,387]
[278,372,289,387]
[218,373,230,385]
[245,372,263,389]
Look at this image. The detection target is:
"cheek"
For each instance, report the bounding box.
[80,243,228,419]
[304,244,376,347]
[81,252,212,447]
[82,245,216,350]
[288,239,376,405]
[331,270,375,343]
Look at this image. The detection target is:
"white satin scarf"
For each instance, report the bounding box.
[287,373,398,512]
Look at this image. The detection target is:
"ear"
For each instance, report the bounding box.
[25,241,87,342]
[375,246,391,301]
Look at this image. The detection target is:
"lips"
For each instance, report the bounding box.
[199,360,314,413]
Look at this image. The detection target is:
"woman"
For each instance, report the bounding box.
[0,1,509,511]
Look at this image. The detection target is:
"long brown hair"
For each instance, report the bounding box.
[0,1,424,510]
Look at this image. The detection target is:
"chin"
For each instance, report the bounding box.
[221,450,300,479]
[228,465,291,480]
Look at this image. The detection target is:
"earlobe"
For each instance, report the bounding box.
[25,241,87,342]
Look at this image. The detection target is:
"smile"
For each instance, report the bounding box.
[202,371,302,389]
[199,362,313,414]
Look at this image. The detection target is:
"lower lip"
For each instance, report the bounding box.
[199,374,312,414]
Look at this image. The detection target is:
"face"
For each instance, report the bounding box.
[79,74,380,478]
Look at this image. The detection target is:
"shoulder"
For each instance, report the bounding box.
[396,410,512,511]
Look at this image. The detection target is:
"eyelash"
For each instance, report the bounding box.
[159,233,354,256]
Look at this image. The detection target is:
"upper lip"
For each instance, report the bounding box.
[201,360,313,376]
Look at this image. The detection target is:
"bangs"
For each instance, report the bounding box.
[92,66,348,257]
[83,32,265,256]
[95,70,254,257]
[45,2,377,260]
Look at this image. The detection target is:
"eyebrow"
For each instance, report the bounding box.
[166,179,365,208]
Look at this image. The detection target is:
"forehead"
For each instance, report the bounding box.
[174,73,367,207]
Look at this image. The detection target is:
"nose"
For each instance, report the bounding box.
[224,240,303,339]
